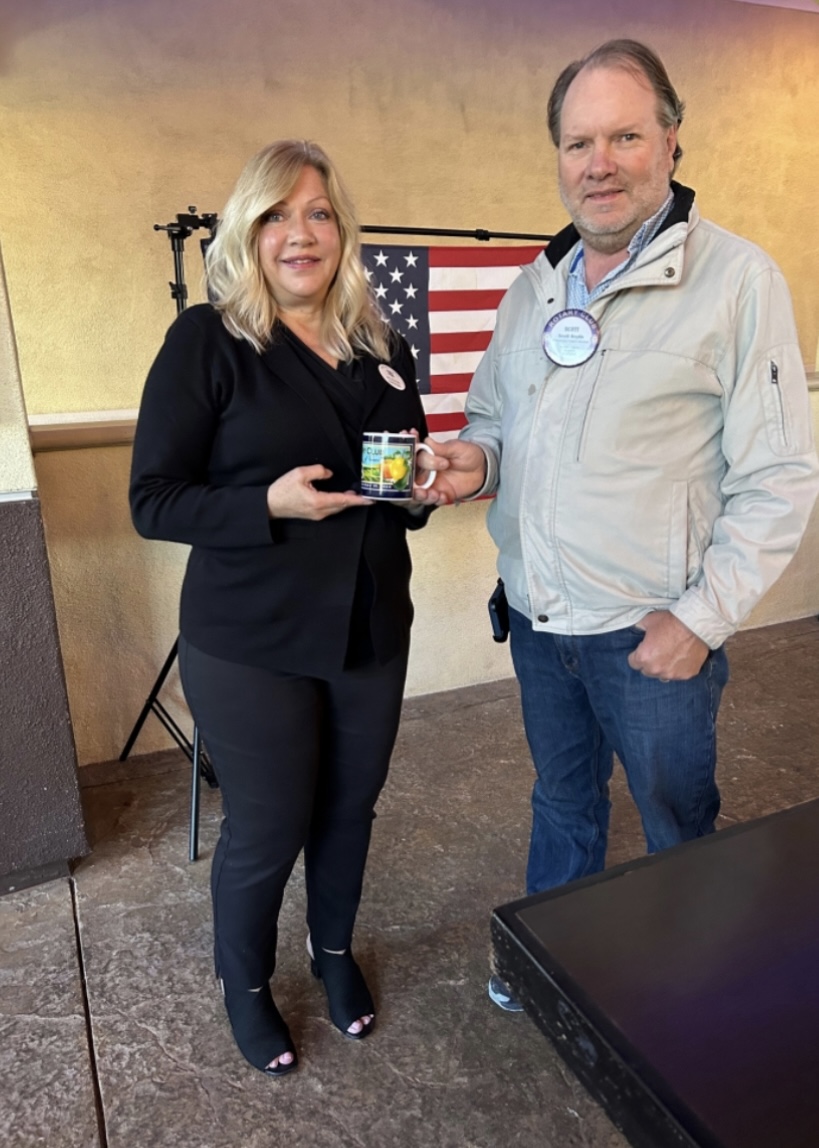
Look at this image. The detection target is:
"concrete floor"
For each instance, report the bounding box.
[3,617,819,1148]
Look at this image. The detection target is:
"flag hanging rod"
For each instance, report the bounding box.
[360,225,553,243]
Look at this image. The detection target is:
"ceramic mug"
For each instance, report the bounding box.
[360,432,437,500]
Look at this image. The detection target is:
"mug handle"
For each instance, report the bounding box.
[414,441,437,490]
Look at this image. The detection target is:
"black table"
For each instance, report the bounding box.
[492,799,819,1148]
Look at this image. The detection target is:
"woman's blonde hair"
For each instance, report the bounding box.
[206,139,393,360]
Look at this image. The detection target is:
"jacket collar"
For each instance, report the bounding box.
[545,181,697,269]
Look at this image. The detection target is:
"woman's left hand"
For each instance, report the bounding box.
[267,465,373,521]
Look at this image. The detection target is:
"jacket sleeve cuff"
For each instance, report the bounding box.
[669,592,735,650]
[461,443,499,500]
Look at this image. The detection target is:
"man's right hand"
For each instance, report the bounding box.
[412,438,488,505]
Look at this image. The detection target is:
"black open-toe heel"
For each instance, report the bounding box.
[310,947,375,1040]
[222,982,297,1076]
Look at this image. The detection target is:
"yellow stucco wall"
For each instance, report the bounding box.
[2,0,818,762]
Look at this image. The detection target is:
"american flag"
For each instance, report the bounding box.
[362,244,544,439]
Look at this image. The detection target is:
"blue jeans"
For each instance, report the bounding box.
[509,608,729,895]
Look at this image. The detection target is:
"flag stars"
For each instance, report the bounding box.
[361,244,429,385]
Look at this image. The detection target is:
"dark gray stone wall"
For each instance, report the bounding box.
[0,496,88,885]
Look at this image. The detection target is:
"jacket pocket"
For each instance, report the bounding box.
[686,488,708,587]
[759,350,812,457]
[668,481,709,598]
[765,360,790,452]
[667,480,689,598]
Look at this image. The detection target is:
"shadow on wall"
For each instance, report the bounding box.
[0,0,736,78]
[0,0,123,71]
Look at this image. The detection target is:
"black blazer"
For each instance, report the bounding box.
[130,305,431,676]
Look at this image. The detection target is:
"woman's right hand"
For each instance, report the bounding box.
[267,465,373,521]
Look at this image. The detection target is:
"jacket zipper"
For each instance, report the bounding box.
[770,361,788,447]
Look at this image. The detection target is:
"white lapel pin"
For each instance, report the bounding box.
[379,364,406,390]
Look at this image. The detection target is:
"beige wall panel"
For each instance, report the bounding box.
[35,446,189,765]
[404,500,514,696]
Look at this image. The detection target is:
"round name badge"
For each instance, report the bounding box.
[379,364,406,390]
[542,309,601,367]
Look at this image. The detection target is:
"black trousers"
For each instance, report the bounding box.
[179,637,409,989]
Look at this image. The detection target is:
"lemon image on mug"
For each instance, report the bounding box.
[381,453,410,490]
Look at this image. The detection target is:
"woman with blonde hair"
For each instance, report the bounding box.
[130,140,431,1077]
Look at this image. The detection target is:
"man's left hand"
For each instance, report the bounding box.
[627,611,710,681]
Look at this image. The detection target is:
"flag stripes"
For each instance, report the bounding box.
[362,242,543,437]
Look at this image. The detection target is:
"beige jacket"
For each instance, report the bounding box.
[462,190,818,648]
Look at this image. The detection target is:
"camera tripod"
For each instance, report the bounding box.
[119,208,219,861]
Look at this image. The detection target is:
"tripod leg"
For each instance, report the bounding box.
[119,638,180,761]
[189,725,202,863]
